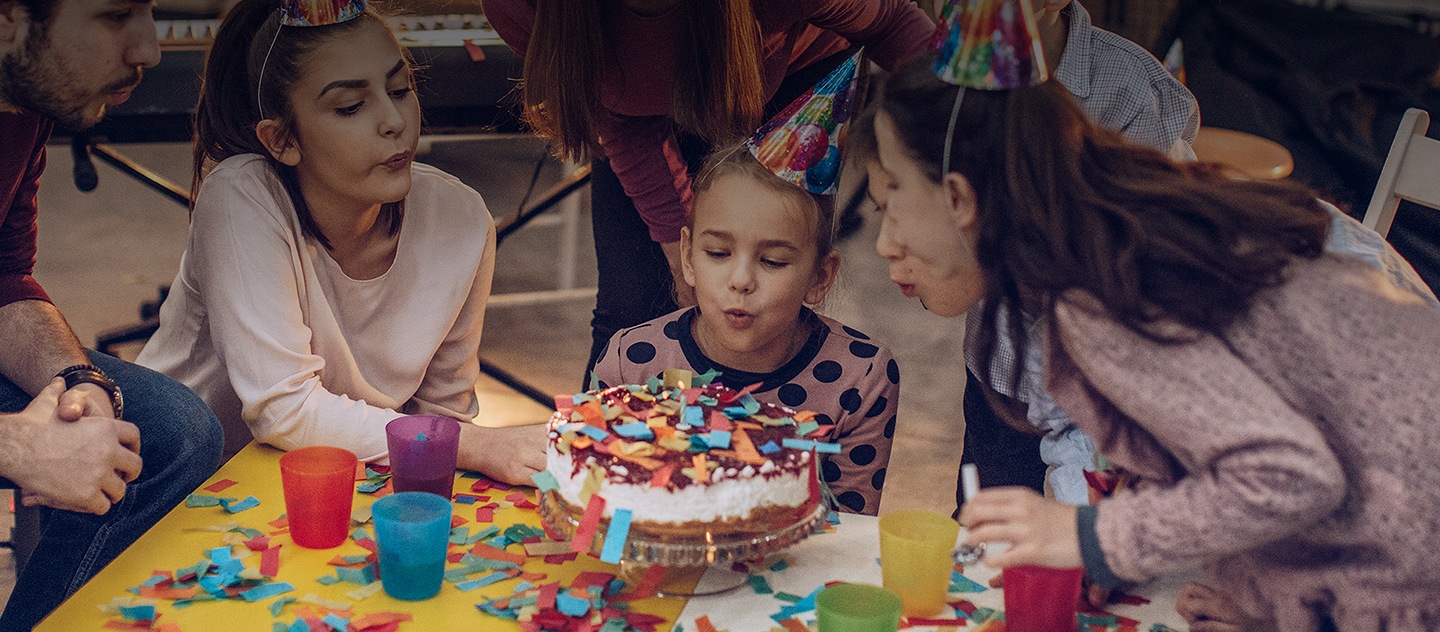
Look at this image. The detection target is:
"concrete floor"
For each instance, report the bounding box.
[2,134,968,611]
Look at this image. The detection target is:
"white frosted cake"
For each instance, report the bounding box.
[546,377,826,539]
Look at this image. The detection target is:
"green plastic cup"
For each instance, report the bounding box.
[878,509,960,617]
[816,583,902,632]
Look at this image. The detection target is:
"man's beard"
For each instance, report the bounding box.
[0,23,139,130]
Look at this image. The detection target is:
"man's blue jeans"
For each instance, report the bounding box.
[0,350,222,631]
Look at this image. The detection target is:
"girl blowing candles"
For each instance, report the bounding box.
[594,60,900,516]
[855,57,1440,631]
[137,0,544,483]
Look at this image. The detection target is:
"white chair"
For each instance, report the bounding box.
[1362,107,1440,238]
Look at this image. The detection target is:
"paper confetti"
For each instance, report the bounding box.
[598,508,632,564]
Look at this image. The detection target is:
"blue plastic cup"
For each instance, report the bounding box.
[371,492,454,600]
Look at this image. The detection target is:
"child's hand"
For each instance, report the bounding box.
[458,422,547,486]
[1176,582,1272,632]
[957,487,1081,569]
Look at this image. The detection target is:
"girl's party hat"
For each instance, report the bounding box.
[280,0,365,26]
[746,53,860,195]
[931,0,1048,89]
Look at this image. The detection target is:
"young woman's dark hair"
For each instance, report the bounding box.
[851,57,1330,419]
[191,0,409,249]
[520,0,765,161]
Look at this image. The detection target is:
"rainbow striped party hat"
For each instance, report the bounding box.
[746,53,860,195]
[280,0,365,27]
[932,0,1048,89]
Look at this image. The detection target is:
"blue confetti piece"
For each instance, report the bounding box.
[950,569,988,593]
[781,438,814,451]
[599,508,632,564]
[287,619,311,632]
[269,598,293,619]
[813,442,841,454]
[140,574,168,588]
[454,495,478,504]
[208,546,232,567]
[336,563,376,585]
[771,585,823,621]
[706,430,732,449]
[644,375,663,393]
[242,582,294,602]
[530,470,559,492]
[556,423,585,435]
[322,614,350,630]
[455,571,511,592]
[119,604,156,621]
[739,394,761,415]
[759,441,781,455]
[556,593,590,617]
[611,423,655,440]
[220,495,260,513]
[415,432,428,441]
[684,406,704,428]
[351,528,371,542]
[577,425,610,442]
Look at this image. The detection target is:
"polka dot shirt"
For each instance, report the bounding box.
[593,307,900,515]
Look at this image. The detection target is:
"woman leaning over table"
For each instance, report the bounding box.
[854,57,1440,631]
[480,0,935,381]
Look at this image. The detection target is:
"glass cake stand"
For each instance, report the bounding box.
[539,490,829,597]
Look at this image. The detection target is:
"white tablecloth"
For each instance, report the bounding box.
[675,513,1193,631]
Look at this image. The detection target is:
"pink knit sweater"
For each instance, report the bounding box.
[1047,253,1440,630]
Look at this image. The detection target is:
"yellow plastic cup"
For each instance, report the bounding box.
[816,583,902,632]
[878,509,960,617]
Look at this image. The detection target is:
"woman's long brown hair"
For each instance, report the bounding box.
[521,0,766,161]
[852,58,1330,424]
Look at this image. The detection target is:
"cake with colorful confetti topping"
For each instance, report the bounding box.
[545,371,829,539]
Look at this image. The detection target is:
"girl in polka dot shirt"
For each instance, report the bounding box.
[592,144,900,516]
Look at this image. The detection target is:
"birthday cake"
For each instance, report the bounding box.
[545,372,830,540]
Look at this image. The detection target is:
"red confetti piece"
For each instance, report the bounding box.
[245,536,270,551]
[268,516,289,528]
[571,495,606,553]
[203,479,239,493]
[354,538,377,552]
[138,586,198,600]
[616,563,666,600]
[260,545,280,577]
[354,462,369,481]
[907,617,969,626]
[537,582,559,609]
[469,543,526,566]
[543,553,578,564]
[554,395,574,415]
[695,615,719,632]
[470,479,492,493]
[518,571,547,582]
[446,552,464,563]
[475,506,495,522]
[949,599,978,616]
[780,618,809,632]
[570,571,615,589]
[649,462,677,489]
[349,612,413,630]
[450,514,468,528]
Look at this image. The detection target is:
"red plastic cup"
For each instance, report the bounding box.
[279,446,357,549]
[1001,566,1084,632]
[386,415,461,498]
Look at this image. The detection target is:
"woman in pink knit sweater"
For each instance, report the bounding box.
[855,58,1440,631]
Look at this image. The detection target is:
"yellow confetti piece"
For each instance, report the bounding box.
[350,504,372,525]
[237,566,265,581]
[658,436,691,453]
[580,463,605,503]
[298,593,352,611]
[345,581,385,601]
[98,596,157,615]
[662,369,693,389]
[184,521,241,532]
[646,415,668,429]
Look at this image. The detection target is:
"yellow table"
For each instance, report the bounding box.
[37,443,688,630]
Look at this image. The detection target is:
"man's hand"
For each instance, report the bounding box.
[1,379,143,515]
[457,422,547,487]
[57,382,118,421]
[958,486,1082,569]
[1176,582,1275,632]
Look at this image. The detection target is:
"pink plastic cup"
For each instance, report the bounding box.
[386,415,461,498]
[279,446,357,549]
[1002,565,1084,632]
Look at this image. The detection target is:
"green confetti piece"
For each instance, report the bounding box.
[769,559,790,572]
[747,574,773,594]
[773,591,803,603]
[269,596,296,617]
[185,494,228,508]
[315,574,340,586]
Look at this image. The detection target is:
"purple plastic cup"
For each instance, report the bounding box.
[385,415,460,498]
